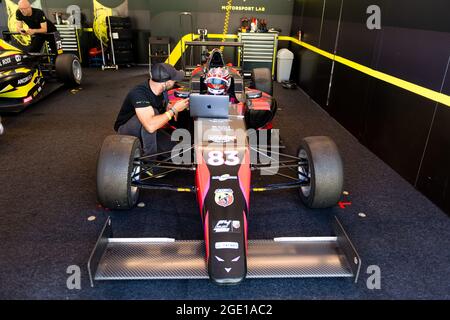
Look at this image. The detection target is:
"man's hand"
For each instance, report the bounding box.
[172,98,189,113]
[170,98,189,121]
[26,29,35,35]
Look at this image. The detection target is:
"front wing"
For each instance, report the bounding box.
[88,216,361,286]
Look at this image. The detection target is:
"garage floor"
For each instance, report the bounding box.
[0,67,449,299]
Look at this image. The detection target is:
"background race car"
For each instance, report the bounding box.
[0,32,82,112]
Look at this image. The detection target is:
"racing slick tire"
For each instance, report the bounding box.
[251,68,273,96]
[298,136,343,208]
[97,135,141,210]
[55,54,82,86]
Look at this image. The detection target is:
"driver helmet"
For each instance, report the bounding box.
[204,67,231,95]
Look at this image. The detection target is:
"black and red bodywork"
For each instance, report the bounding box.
[194,121,251,284]
[90,45,361,287]
[165,58,274,284]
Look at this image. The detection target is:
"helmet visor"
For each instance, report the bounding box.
[206,77,228,86]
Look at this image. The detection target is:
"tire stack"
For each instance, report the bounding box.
[107,16,134,65]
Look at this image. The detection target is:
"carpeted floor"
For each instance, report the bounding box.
[0,67,449,300]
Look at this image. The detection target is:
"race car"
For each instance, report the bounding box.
[89,42,361,286]
[0,31,82,112]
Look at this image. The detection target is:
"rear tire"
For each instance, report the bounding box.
[55,53,82,86]
[251,68,273,96]
[97,135,141,210]
[298,136,343,208]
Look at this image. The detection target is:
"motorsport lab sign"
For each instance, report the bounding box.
[220,1,265,12]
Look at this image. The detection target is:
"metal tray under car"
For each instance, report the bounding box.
[88,216,361,286]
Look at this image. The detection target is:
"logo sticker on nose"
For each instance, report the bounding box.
[213,220,241,233]
[214,189,234,207]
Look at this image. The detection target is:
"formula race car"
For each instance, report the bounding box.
[89,42,360,286]
[0,32,82,112]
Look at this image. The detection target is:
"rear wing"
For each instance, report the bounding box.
[182,41,244,76]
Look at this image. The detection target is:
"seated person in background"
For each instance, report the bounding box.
[16,0,59,54]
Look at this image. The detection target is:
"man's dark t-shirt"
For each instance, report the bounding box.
[114,81,164,131]
[16,8,57,32]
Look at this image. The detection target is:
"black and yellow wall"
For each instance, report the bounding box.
[1,0,295,63]
[289,0,450,215]
[1,0,450,215]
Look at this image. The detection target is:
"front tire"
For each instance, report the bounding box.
[55,53,82,86]
[298,136,343,208]
[97,135,141,210]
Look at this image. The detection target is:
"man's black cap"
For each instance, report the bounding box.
[151,63,185,82]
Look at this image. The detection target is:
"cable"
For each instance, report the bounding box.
[220,0,233,51]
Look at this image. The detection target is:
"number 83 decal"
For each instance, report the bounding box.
[207,151,240,166]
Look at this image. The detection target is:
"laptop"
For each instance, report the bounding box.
[189,93,229,119]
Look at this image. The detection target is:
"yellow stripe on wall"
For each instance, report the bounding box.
[165,33,238,66]
[278,36,450,107]
[164,34,450,107]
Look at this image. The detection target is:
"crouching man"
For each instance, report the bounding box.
[114,63,189,157]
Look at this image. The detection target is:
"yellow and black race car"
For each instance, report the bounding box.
[0,32,82,113]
